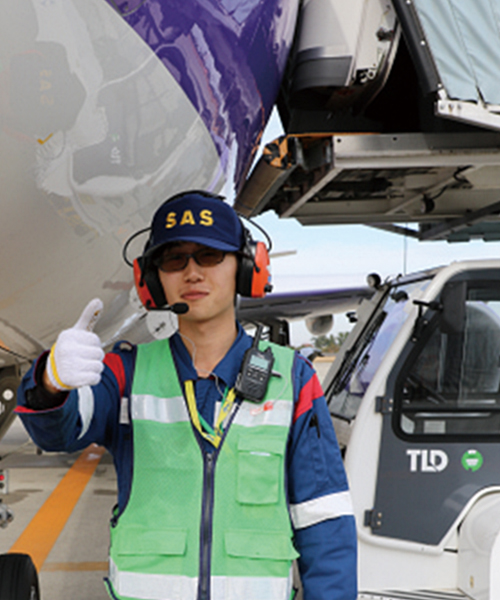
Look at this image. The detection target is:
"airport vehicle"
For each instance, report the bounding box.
[246,258,500,599]
[330,259,500,599]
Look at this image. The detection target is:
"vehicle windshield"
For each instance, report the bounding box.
[327,278,431,421]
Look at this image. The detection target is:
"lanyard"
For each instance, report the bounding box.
[184,380,237,448]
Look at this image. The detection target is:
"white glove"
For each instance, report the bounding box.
[45,298,105,391]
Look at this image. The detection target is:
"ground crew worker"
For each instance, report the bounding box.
[17,191,357,600]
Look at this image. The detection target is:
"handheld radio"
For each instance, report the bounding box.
[235,325,275,403]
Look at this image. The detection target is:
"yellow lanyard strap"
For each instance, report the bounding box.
[184,380,237,448]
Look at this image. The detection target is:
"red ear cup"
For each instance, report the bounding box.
[133,257,167,309]
[237,240,272,298]
[251,241,272,298]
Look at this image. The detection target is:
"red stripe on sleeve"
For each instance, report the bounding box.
[104,353,126,397]
[293,372,324,423]
[15,406,39,414]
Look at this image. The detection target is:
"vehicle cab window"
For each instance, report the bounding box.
[395,278,500,439]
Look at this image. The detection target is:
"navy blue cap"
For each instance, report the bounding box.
[145,191,244,256]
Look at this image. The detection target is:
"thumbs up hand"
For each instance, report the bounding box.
[45,299,105,391]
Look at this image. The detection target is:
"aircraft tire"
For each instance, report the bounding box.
[0,553,40,600]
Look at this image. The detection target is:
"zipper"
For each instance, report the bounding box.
[196,398,242,600]
[198,451,215,600]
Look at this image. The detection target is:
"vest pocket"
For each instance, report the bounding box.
[236,434,284,505]
[225,530,299,561]
[114,527,187,556]
[110,527,195,594]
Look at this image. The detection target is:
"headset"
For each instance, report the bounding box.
[123,191,273,310]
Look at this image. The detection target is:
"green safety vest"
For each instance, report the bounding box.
[107,338,298,600]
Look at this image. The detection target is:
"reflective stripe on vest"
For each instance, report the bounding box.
[108,338,297,600]
[109,557,198,600]
[131,395,292,428]
[132,394,189,424]
[109,558,293,600]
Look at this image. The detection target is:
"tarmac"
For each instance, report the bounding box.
[0,416,115,599]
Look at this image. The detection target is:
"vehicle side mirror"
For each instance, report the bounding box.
[440,281,466,335]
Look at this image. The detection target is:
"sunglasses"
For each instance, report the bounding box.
[155,248,227,272]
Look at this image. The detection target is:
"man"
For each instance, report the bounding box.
[17,191,357,600]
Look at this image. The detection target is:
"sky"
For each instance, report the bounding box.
[246,110,500,346]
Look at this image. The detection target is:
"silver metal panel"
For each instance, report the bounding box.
[240,131,500,240]
[289,133,500,226]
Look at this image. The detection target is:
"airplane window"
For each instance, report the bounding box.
[395,282,500,439]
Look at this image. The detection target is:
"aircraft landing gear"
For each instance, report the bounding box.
[0,553,40,600]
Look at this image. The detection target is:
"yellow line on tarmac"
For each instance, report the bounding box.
[8,444,105,572]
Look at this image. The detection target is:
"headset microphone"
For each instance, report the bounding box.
[144,301,190,313]
[164,302,189,315]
